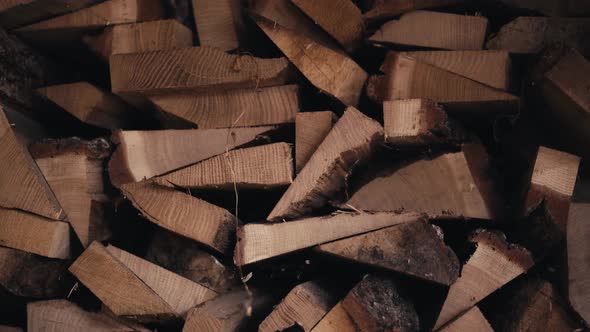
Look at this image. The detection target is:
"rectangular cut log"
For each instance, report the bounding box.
[268,107,382,221]
[149,85,299,129]
[369,11,488,50]
[192,0,243,51]
[568,202,590,325]
[363,0,463,22]
[295,111,337,173]
[235,212,421,266]
[439,307,492,332]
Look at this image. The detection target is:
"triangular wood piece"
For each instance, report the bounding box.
[192,0,243,51]
[369,11,488,50]
[37,82,136,130]
[27,300,149,332]
[84,19,193,61]
[0,108,64,220]
[121,181,237,254]
[439,307,492,332]
[149,85,299,129]
[433,230,534,329]
[268,107,382,221]
[317,219,460,285]
[363,0,464,22]
[567,202,590,325]
[108,125,276,186]
[0,0,100,30]
[235,212,421,266]
[255,18,367,106]
[401,50,511,90]
[346,143,502,220]
[156,143,293,190]
[367,52,519,114]
[295,111,337,173]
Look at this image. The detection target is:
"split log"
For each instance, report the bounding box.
[295,111,337,173]
[369,11,488,50]
[156,143,293,190]
[83,19,193,61]
[37,82,136,130]
[433,230,534,329]
[317,219,460,285]
[192,0,243,51]
[121,181,237,254]
[345,144,502,220]
[149,85,299,129]
[363,0,463,22]
[31,137,113,247]
[439,307,492,332]
[290,0,363,52]
[108,125,276,186]
[255,18,368,106]
[0,0,100,30]
[235,211,421,266]
[567,202,590,325]
[311,275,419,332]
[0,108,64,220]
[268,107,382,221]
[27,300,149,332]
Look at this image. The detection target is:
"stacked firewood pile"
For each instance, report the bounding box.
[0,0,589,331]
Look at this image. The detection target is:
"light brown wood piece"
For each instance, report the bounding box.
[290,0,363,52]
[192,0,243,51]
[83,19,193,60]
[27,300,149,332]
[346,143,502,220]
[256,18,367,106]
[121,181,236,254]
[0,0,99,30]
[439,307,492,332]
[317,219,460,285]
[156,143,293,190]
[268,107,382,221]
[364,0,463,22]
[149,85,299,129]
[568,202,590,325]
[401,50,511,91]
[236,212,421,266]
[110,46,290,98]
[434,230,534,329]
[37,82,136,130]
[497,0,590,16]
[295,111,337,173]
[108,125,276,186]
[369,11,488,50]
[0,108,64,220]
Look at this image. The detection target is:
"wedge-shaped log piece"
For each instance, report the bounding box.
[27,300,149,332]
[568,202,590,325]
[268,107,382,221]
[156,143,293,190]
[108,125,276,186]
[192,0,243,51]
[121,181,237,254]
[37,82,136,130]
[367,53,519,114]
[296,111,337,173]
[433,230,534,329]
[236,212,421,266]
[384,99,465,146]
[149,85,299,129]
[291,0,363,52]
[84,19,193,60]
[0,0,100,30]
[70,242,217,320]
[110,47,290,98]
[346,144,502,220]
[0,108,64,220]
[317,219,459,285]
[256,18,367,106]
[364,0,463,22]
[311,275,419,332]
[260,280,339,332]
[401,50,511,91]
[369,11,487,50]
[439,307,492,332]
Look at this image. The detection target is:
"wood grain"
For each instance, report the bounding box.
[192,0,243,51]
[295,111,337,173]
[364,0,463,22]
[0,0,100,29]
[567,202,590,325]
[439,307,492,332]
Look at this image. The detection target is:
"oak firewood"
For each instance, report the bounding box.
[0,0,100,29]
[83,19,193,61]
[295,111,337,173]
[192,0,243,51]
[255,18,367,106]
[149,85,299,129]
[121,181,237,254]
[317,219,460,285]
[268,107,382,221]
[108,125,276,186]
[439,307,492,332]
[498,0,590,16]
[433,230,534,329]
[363,0,463,22]
[568,202,590,325]
[369,11,488,50]
[235,212,421,266]
[156,143,293,190]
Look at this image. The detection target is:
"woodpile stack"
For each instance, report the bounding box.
[0,0,588,331]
